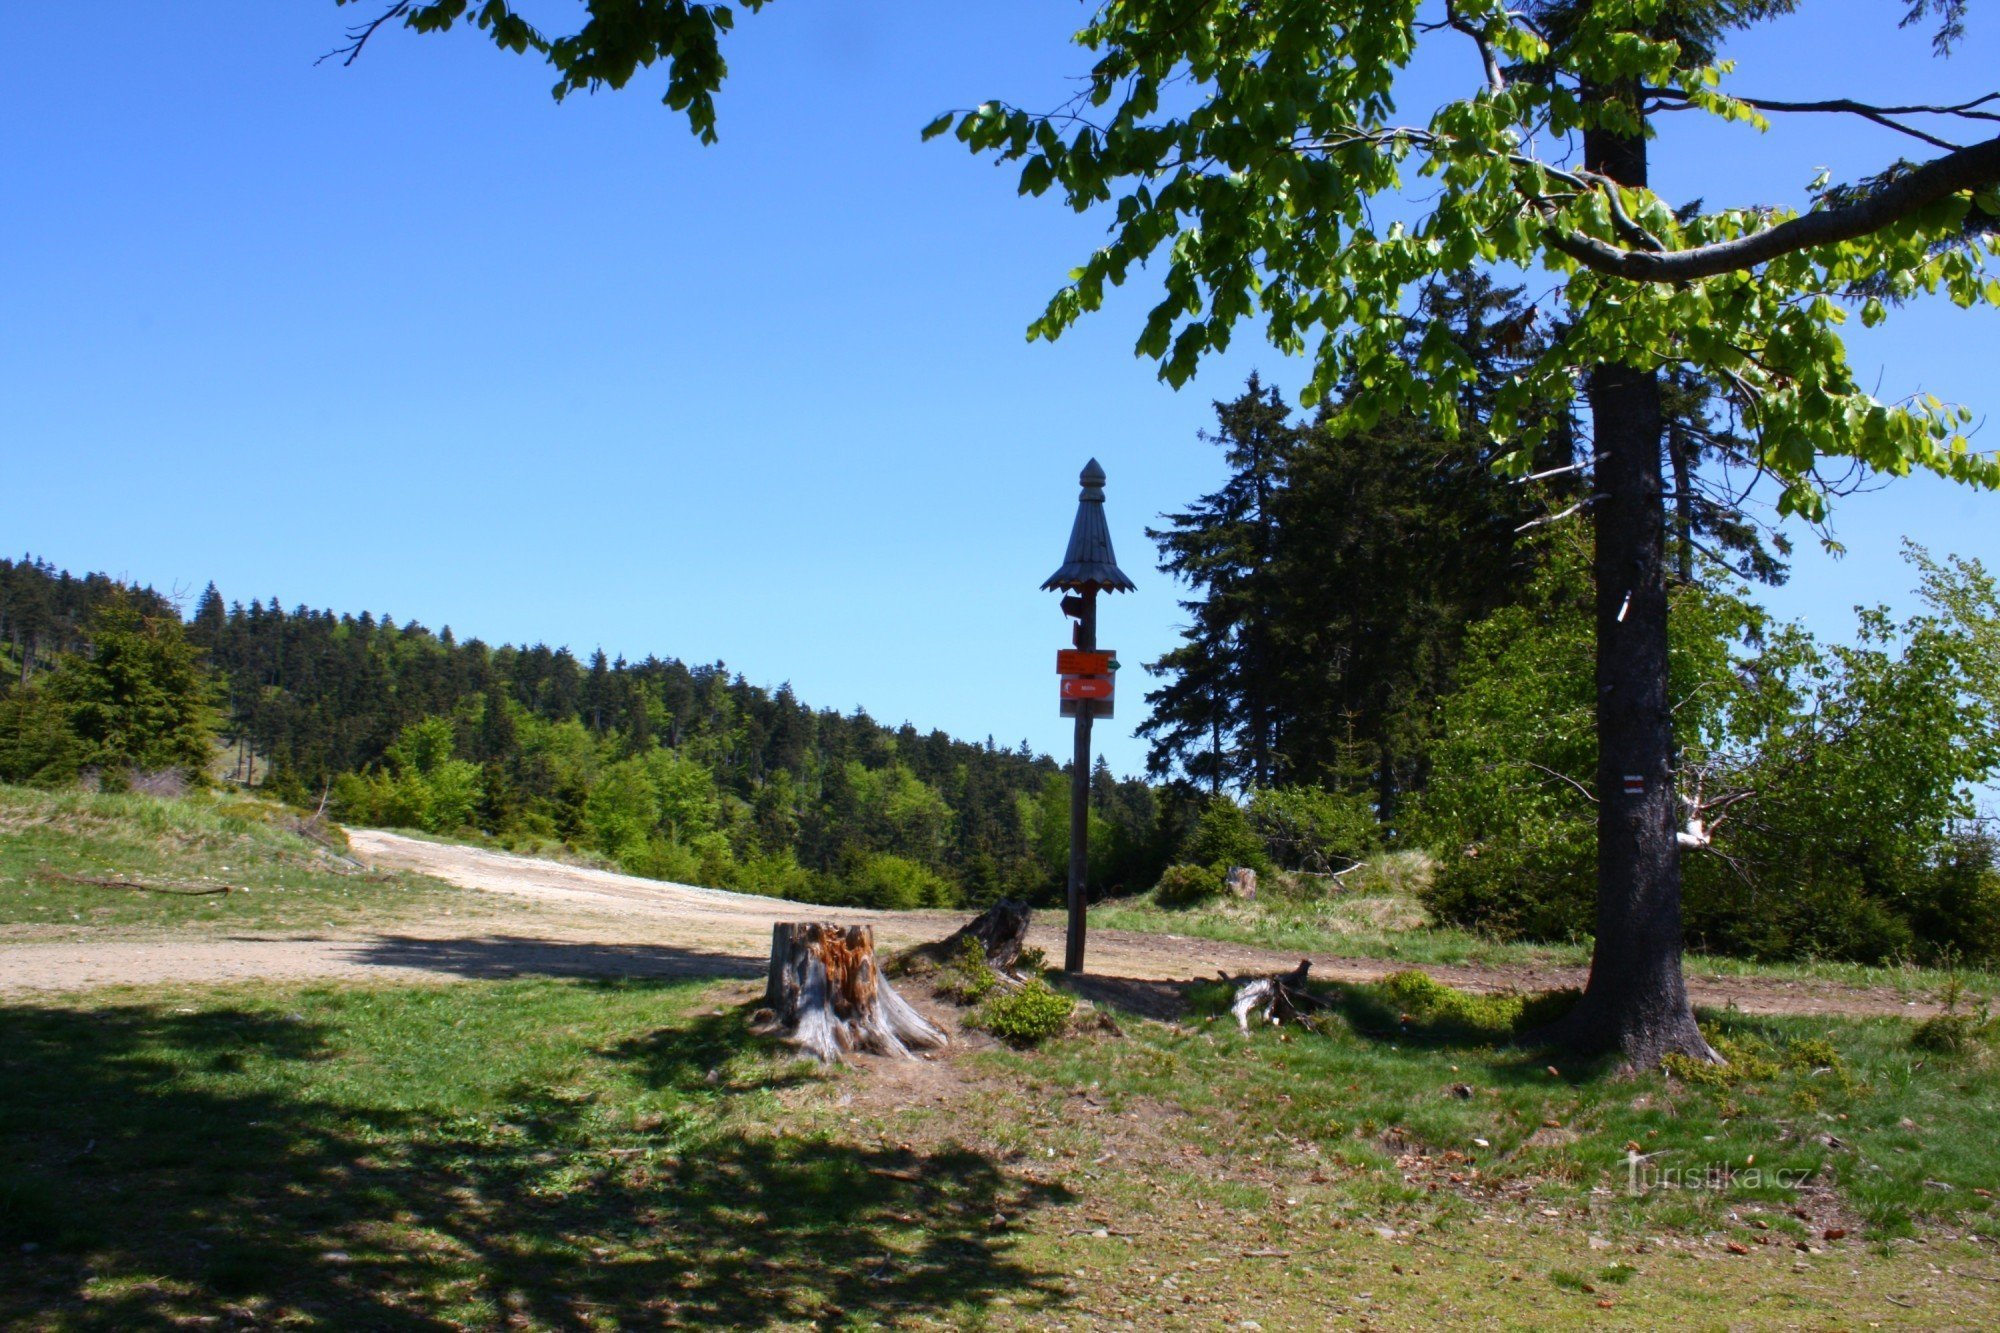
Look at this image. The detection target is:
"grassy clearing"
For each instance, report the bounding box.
[0,784,464,937]
[1095,854,2000,1000]
[4,972,1997,1329]
[0,979,1061,1330]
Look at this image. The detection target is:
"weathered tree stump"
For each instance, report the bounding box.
[906,899,1034,974]
[761,923,947,1063]
[1226,866,1259,900]
[1230,959,1323,1032]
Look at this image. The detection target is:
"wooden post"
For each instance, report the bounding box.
[1066,588,1097,975]
[1043,458,1130,975]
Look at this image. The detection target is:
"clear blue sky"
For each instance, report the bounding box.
[2,1,1995,779]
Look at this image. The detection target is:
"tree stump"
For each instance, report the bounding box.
[762,923,947,1063]
[905,900,1034,974]
[1227,866,1259,900]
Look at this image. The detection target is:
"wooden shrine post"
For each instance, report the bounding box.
[1042,459,1134,975]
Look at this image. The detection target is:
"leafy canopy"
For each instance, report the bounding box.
[329,0,765,142]
[928,0,2000,519]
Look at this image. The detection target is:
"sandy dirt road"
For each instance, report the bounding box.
[0,830,1948,1018]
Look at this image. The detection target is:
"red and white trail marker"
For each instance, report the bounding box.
[1060,675,1114,701]
[1622,774,1646,797]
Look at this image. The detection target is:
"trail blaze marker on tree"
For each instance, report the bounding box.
[1042,459,1135,975]
[1623,775,1646,797]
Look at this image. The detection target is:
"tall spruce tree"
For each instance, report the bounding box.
[1145,276,1563,808]
[1141,373,1296,792]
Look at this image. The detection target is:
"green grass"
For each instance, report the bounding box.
[1143,970,2000,1237]
[1095,888,2000,999]
[0,979,1065,1329]
[0,784,465,936]
[3,972,1996,1329]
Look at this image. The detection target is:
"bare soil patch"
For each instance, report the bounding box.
[0,830,1953,1017]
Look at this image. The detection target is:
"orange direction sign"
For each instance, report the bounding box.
[1057,649,1114,676]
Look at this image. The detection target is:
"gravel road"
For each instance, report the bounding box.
[0,830,1947,1017]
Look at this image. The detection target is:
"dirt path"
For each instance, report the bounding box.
[0,830,1946,1017]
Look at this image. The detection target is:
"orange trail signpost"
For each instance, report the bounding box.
[1041,459,1134,974]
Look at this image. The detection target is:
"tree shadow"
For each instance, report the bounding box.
[345,933,765,982]
[1055,973,1195,1021]
[1300,980,1622,1085]
[0,989,1070,1329]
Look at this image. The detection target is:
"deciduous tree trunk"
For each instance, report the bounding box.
[760,923,946,1063]
[1532,96,1719,1069]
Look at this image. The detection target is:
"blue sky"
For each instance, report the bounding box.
[2,1,1995,780]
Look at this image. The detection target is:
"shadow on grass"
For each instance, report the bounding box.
[1307,980,1622,1084]
[346,934,765,982]
[0,990,1069,1329]
[1062,967,1622,1087]
[1055,973,1196,1021]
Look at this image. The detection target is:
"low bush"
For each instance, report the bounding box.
[841,852,958,911]
[1660,1027,1860,1087]
[977,979,1075,1045]
[1247,785,1379,873]
[936,936,999,1004]
[1153,862,1226,908]
[1375,969,1578,1042]
[1421,823,1594,944]
[1180,799,1270,878]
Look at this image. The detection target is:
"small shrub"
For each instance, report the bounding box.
[1154,862,1226,908]
[1180,799,1271,878]
[732,849,818,901]
[977,979,1075,1045]
[1015,944,1048,973]
[936,936,999,1004]
[1374,969,1578,1042]
[843,852,958,910]
[1662,1028,1780,1086]
[1247,784,1379,872]
[1421,820,1596,943]
[1912,1013,1987,1054]
[1782,1036,1845,1073]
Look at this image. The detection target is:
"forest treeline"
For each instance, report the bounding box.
[0,554,1174,909]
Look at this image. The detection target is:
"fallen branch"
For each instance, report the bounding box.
[1230,959,1325,1033]
[32,869,234,897]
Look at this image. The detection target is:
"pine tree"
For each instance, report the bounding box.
[1140,372,1298,791]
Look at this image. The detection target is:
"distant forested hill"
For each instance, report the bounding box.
[0,556,1174,909]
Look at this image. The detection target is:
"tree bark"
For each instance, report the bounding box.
[1531,93,1719,1068]
[760,923,946,1063]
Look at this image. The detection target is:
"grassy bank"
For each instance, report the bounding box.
[0,785,465,937]
[3,972,1996,1329]
[1095,864,2000,1000]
